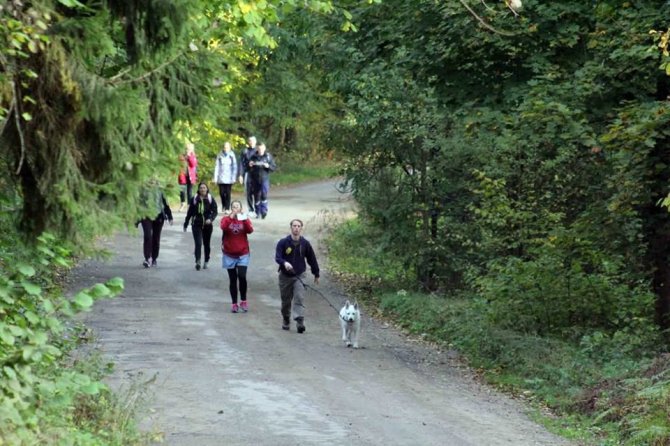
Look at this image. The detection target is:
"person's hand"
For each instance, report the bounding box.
[168,219,173,226]
[314,277,320,285]
[263,162,269,168]
[205,219,211,225]
[284,262,293,272]
[249,161,255,167]
[238,176,243,185]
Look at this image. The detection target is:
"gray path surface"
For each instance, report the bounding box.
[72,180,572,446]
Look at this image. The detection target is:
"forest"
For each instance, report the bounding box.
[2,0,670,444]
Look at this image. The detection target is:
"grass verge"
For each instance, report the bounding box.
[325,217,670,446]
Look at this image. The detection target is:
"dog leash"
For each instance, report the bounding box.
[292,274,344,314]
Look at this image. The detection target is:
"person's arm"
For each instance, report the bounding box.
[209,196,218,223]
[232,153,238,181]
[183,202,193,231]
[213,155,220,183]
[266,153,277,172]
[275,239,286,267]
[243,218,254,234]
[162,194,173,223]
[305,241,320,279]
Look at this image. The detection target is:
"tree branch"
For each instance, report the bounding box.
[109,52,184,85]
[13,80,27,175]
[459,0,515,36]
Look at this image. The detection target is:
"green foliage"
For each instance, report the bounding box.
[0,233,131,444]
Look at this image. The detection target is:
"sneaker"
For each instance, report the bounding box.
[282,316,290,331]
[143,259,150,268]
[195,262,201,271]
[203,262,208,270]
[151,259,157,267]
[231,303,239,313]
[296,318,305,334]
[261,213,267,219]
[240,300,248,312]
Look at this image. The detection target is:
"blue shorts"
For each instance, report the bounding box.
[222,254,250,269]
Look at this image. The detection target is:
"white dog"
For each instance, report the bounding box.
[339,300,361,349]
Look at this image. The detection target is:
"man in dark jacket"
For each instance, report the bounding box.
[238,136,257,216]
[275,219,320,332]
[184,182,218,270]
[248,142,276,219]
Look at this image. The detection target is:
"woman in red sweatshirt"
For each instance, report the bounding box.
[220,200,254,313]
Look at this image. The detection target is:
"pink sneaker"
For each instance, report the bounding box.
[240,300,248,312]
[231,303,239,313]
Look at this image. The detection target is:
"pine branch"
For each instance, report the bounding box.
[13,80,26,176]
[459,0,515,36]
[109,52,184,85]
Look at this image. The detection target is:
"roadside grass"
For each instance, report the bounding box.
[325,217,670,446]
[271,155,341,187]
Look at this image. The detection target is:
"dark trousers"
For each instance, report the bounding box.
[244,175,255,213]
[252,177,270,217]
[218,183,233,211]
[186,182,194,203]
[179,185,186,204]
[192,222,213,263]
[141,218,164,261]
[226,265,248,304]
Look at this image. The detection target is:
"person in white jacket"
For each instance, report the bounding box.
[213,141,238,213]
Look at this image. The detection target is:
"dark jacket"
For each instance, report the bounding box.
[239,146,257,178]
[184,193,218,229]
[249,152,277,182]
[275,235,319,278]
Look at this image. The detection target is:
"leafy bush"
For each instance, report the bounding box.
[475,231,656,342]
[0,233,138,445]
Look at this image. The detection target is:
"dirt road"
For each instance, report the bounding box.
[73,180,571,446]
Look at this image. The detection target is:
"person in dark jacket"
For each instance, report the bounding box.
[238,136,257,216]
[184,182,218,270]
[138,186,173,268]
[275,219,320,333]
[248,142,276,219]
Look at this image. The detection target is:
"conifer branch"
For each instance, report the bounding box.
[12,81,26,176]
[109,52,184,85]
[459,0,515,36]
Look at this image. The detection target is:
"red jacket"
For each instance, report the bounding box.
[220,216,253,257]
[186,153,198,184]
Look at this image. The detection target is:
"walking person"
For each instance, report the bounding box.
[238,136,257,216]
[275,219,320,332]
[220,200,254,313]
[177,154,187,212]
[183,182,218,271]
[138,184,173,268]
[248,142,276,219]
[213,141,238,214]
[185,142,198,203]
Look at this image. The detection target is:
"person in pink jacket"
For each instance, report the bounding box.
[185,142,198,202]
[220,200,254,313]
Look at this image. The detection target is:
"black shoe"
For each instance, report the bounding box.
[195,262,201,271]
[296,318,305,334]
[282,315,290,330]
[151,259,157,267]
[261,213,267,219]
[143,260,150,268]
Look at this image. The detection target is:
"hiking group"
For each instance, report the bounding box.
[138,137,319,332]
